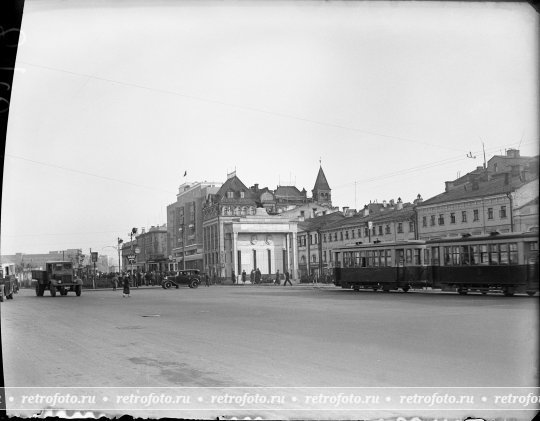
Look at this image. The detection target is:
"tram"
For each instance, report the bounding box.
[334,240,429,292]
[333,231,539,296]
[426,231,538,296]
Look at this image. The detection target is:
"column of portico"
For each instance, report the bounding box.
[232,230,238,280]
[291,231,298,281]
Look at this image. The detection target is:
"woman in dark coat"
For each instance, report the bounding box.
[122,274,130,298]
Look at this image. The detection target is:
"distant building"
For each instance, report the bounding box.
[417,150,539,239]
[135,224,168,272]
[166,181,222,271]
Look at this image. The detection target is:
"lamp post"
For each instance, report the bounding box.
[128,228,137,276]
[117,238,123,273]
[179,218,186,270]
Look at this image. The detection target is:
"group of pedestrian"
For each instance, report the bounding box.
[110,272,132,297]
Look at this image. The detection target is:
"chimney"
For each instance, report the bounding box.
[252,184,259,192]
[382,200,387,208]
[445,181,453,192]
[389,199,395,207]
[342,206,349,214]
[141,228,145,234]
[414,194,423,204]
[507,149,520,158]
[363,205,369,217]
[396,197,403,210]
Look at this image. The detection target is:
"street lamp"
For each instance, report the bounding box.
[128,228,137,276]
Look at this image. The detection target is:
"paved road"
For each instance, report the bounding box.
[1,285,538,419]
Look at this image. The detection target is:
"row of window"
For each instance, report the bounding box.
[342,248,422,268]
[298,221,416,246]
[440,243,517,266]
[422,206,507,228]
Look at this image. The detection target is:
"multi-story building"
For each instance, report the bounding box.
[417,151,539,239]
[166,181,222,271]
[318,198,419,273]
[135,224,168,272]
[202,172,299,280]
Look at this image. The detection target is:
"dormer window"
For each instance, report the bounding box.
[227,191,234,199]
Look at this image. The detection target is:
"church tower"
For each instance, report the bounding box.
[312,165,332,206]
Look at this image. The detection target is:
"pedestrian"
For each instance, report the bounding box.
[241,270,246,285]
[284,271,292,286]
[205,273,210,287]
[122,274,131,297]
[137,271,142,288]
[112,273,118,291]
[250,269,255,284]
[231,270,236,284]
[255,268,261,285]
[275,269,280,285]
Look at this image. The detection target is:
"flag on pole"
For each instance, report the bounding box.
[184,171,187,177]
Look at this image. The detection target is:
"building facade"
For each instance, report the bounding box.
[166,181,222,271]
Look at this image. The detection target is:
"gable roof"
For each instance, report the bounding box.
[215,176,257,203]
[312,166,330,191]
[275,185,304,199]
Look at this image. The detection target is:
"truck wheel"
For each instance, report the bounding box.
[164,281,172,289]
[60,287,67,296]
[503,287,515,297]
[75,285,82,296]
[526,290,537,297]
[35,284,40,296]
[7,293,13,300]
[457,287,468,295]
[50,287,57,297]
[402,286,410,293]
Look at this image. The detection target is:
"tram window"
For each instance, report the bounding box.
[373,251,380,267]
[414,249,421,265]
[385,249,392,266]
[460,245,471,265]
[451,246,460,265]
[397,249,404,266]
[424,249,430,265]
[489,244,499,265]
[499,243,509,264]
[509,243,518,264]
[480,244,489,265]
[361,256,367,267]
[367,251,373,267]
[444,247,452,265]
[471,245,479,265]
[354,252,360,267]
[405,249,412,264]
[431,247,439,265]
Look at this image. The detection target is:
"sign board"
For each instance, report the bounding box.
[368,221,373,229]
[91,252,98,263]
[135,248,140,254]
[127,254,136,260]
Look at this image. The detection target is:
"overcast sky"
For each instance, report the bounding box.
[1,0,538,260]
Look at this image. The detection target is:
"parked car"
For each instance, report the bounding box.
[162,269,200,289]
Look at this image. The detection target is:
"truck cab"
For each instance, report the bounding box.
[32,261,83,297]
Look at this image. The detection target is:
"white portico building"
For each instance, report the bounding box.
[224,207,298,280]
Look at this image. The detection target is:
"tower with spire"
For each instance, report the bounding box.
[311,162,332,206]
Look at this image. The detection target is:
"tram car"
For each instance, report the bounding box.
[334,240,430,292]
[426,231,538,296]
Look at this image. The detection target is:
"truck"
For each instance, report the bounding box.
[0,263,18,302]
[32,261,83,297]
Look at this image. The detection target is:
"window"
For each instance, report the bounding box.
[422,216,427,227]
[450,213,456,224]
[372,226,376,236]
[300,211,305,217]
[385,225,391,234]
[323,251,327,263]
[397,223,403,233]
[462,211,467,223]
[413,249,421,265]
[240,191,245,198]
[358,229,362,238]
[405,249,412,264]
[351,230,355,239]
[500,206,507,219]
[334,233,337,241]
[430,215,436,226]
[487,208,494,220]
[509,243,518,264]
[489,243,499,264]
[340,232,344,241]
[227,191,234,198]
[409,221,415,233]
[364,227,369,237]
[473,209,479,221]
[378,226,383,235]
[329,234,332,243]
[323,234,327,243]
[438,214,445,225]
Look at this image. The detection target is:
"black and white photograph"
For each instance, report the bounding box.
[0,1,538,419]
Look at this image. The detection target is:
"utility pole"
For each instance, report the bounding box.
[117,237,123,274]
[90,248,95,289]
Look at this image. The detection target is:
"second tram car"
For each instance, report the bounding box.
[426,231,539,296]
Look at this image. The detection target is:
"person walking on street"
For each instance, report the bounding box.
[284,271,292,286]
[255,268,261,285]
[205,273,210,287]
[241,270,247,285]
[274,270,280,285]
[250,269,255,284]
[112,273,118,291]
[231,270,236,284]
[122,274,131,297]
